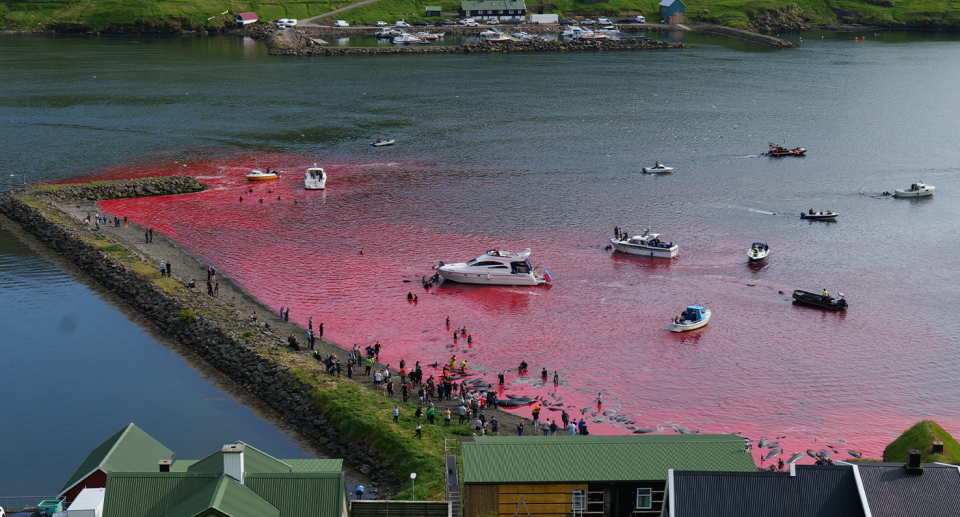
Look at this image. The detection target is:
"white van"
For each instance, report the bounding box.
[334,20,349,27]
[635,15,646,22]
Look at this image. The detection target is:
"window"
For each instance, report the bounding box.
[572,489,586,511]
[636,488,652,509]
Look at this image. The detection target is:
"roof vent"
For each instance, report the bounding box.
[159,459,172,473]
[905,449,923,475]
[933,441,944,454]
[222,444,246,483]
[789,463,796,477]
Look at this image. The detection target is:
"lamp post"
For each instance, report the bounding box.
[175,161,185,177]
[410,472,417,501]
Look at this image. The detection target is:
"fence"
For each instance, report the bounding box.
[0,495,60,512]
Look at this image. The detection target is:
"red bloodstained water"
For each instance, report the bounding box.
[79,153,951,465]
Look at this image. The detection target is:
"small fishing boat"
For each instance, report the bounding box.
[416,31,444,40]
[642,163,674,173]
[894,182,935,198]
[246,168,280,181]
[768,143,806,157]
[747,242,769,262]
[611,230,678,258]
[792,289,847,311]
[392,32,421,44]
[570,29,607,41]
[800,210,839,221]
[304,164,326,190]
[371,139,395,147]
[436,248,550,286]
[479,29,511,43]
[670,305,711,332]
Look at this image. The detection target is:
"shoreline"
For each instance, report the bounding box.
[0,178,541,500]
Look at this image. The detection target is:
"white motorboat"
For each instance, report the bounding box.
[561,26,583,36]
[436,248,550,286]
[371,138,395,147]
[375,28,400,38]
[747,242,769,262]
[570,29,607,41]
[894,182,935,198]
[800,210,839,221]
[670,305,710,332]
[246,168,280,181]
[642,164,674,173]
[479,29,511,43]
[611,230,678,258]
[304,164,326,190]
[511,31,535,41]
[416,31,444,40]
[392,32,421,44]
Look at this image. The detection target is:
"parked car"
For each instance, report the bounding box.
[464,20,479,26]
[581,18,597,25]
[635,15,646,22]
[597,17,611,24]
[558,19,574,25]
[413,20,428,26]
[286,18,298,26]
[443,18,457,25]
[616,17,634,23]
[334,20,349,27]
[503,17,525,24]
[460,17,476,25]
[276,21,286,29]
[487,18,499,24]
[434,21,445,26]
[396,20,410,27]
[375,21,387,26]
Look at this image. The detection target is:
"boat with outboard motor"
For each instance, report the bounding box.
[479,29,511,43]
[246,168,280,181]
[392,32,421,44]
[670,305,711,332]
[642,163,674,173]
[894,182,935,198]
[800,209,839,221]
[748,242,769,262]
[768,143,806,156]
[371,138,395,147]
[611,230,678,258]
[792,289,847,311]
[304,164,326,190]
[436,248,550,286]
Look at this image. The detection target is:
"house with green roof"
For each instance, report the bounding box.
[59,423,174,504]
[460,435,755,517]
[458,0,527,20]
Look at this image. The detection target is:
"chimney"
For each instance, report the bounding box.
[158,459,172,473]
[222,444,246,483]
[933,441,944,454]
[789,463,796,477]
[905,449,923,475]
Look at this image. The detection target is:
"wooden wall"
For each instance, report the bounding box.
[498,484,587,517]
[465,484,498,517]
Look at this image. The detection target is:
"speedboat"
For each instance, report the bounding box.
[670,305,710,332]
[375,28,400,38]
[246,168,280,181]
[570,29,607,41]
[800,210,839,221]
[436,249,550,286]
[792,290,847,311]
[748,242,769,262]
[371,139,395,147]
[642,164,674,173]
[561,26,583,37]
[416,31,443,40]
[894,182,935,198]
[304,164,326,190]
[768,143,806,157]
[611,230,678,258]
[479,29,511,43]
[392,32,421,44]
[511,31,535,41]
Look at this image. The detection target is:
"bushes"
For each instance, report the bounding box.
[178,309,197,324]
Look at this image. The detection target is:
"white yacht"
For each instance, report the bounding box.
[478,29,511,43]
[611,230,678,258]
[304,164,326,190]
[561,26,583,36]
[436,248,550,286]
[392,32,421,44]
[894,181,935,198]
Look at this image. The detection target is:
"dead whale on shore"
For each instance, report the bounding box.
[498,395,536,408]
[806,450,817,459]
[848,450,862,458]
[633,428,655,434]
[787,453,804,464]
[764,448,782,461]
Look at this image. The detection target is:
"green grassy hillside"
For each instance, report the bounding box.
[884,419,960,464]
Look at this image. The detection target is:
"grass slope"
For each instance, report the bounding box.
[884,420,960,464]
[3,0,960,29]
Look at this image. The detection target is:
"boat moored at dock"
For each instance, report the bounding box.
[436,248,550,286]
[611,230,678,258]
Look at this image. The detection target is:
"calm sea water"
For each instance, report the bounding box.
[3,31,960,471]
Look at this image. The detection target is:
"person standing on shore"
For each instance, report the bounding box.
[307,330,314,350]
[285,308,290,322]
[214,282,219,297]
[160,260,166,277]
[458,402,467,425]
[166,261,171,277]
[444,408,451,427]
[319,322,323,339]
[427,405,435,424]
[308,317,313,331]
[393,406,399,423]
[550,420,558,435]
[347,359,354,379]
[149,228,153,242]
[145,230,149,243]
[365,356,373,376]
[124,216,128,228]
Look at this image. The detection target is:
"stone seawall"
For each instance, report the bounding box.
[698,26,797,47]
[0,178,398,494]
[269,38,684,56]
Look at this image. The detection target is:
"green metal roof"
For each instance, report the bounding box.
[187,443,292,474]
[163,476,280,517]
[103,472,219,517]
[60,423,175,495]
[459,0,526,10]
[425,6,442,10]
[245,473,345,517]
[171,459,340,474]
[461,435,755,484]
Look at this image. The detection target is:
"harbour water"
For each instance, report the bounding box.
[2,29,960,476]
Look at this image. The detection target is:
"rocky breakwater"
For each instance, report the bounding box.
[0,178,399,496]
[269,38,684,56]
